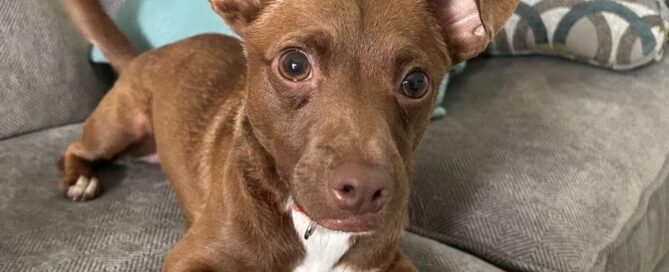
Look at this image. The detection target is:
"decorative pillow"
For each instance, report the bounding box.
[488,0,669,70]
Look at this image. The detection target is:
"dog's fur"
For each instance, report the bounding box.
[60,0,518,271]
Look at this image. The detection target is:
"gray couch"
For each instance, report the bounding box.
[1,0,668,271]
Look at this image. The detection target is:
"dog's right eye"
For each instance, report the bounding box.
[401,70,429,99]
[279,50,311,81]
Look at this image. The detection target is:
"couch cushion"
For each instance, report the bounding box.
[101,0,124,14]
[0,125,182,271]
[0,0,109,140]
[411,53,669,271]
[0,124,503,271]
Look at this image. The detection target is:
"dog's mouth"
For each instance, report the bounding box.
[292,204,370,233]
[289,201,376,239]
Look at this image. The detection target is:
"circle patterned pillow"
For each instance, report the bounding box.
[488,0,669,70]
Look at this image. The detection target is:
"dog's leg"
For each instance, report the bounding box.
[162,223,247,272]
[387,252,418,272]
[60,79,151,201]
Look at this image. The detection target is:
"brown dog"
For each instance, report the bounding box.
[61,0,517,271]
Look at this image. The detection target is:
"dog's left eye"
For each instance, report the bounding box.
[279,50,311,81]
[401,71,429,99]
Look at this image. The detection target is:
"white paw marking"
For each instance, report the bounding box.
[67,176,99,201]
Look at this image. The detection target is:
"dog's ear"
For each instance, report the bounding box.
[430,0,518,64]
[209,0,273,34]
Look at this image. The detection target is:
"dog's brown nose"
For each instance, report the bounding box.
[329,162,392,215]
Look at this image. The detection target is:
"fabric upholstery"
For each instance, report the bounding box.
[0,124,497,271]
[0,125,183,271]
[599,172,669,272]
[410,53,669,271]
[488,0,669,70]
[401,232,504,272]
[101,0,124,14]
[0,0,109,140]
[655,252,669,272]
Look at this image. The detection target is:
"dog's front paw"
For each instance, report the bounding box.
[64,175,100,202]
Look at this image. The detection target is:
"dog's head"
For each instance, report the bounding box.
[211,0,517,233]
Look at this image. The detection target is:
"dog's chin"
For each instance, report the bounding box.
[288,201,377,234]
[318,216,370,233]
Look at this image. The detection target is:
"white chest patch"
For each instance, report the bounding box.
[291,209,354,272]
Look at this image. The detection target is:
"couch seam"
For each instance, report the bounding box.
[593,153,669,271]
[407,225,558,272]
[0,121,84,142]
[653,249,669,272]
[404,230,507,271]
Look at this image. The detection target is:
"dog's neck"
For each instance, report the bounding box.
[229,112,287,206]
[204,109,305,269]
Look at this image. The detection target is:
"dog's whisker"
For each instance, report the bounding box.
[304,221,317,240]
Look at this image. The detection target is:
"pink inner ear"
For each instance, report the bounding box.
[439,0,486,37]
[435,0,490,62]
